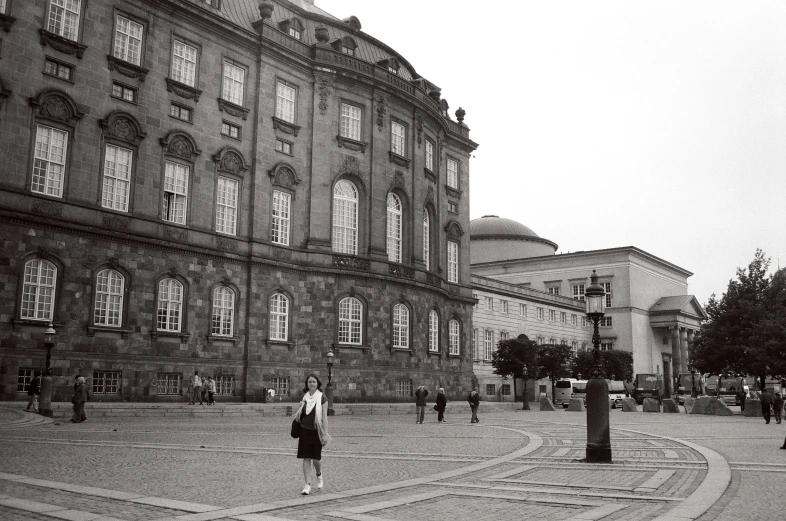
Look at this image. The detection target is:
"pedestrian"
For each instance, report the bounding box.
[25,370,41,413]
[414,385,428,424]
[760,388,774,424]
[70,374,81,422]
[201,375,210,404]
[293,374,330,495]
[467,387,480,423]
[436,387,447,423]
[737,389,746,412]
[774,392,783,424]
[189,371,203,405]
[207,376,216,405]
[71,376,88,423]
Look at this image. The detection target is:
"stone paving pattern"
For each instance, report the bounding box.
[0,404,784,520]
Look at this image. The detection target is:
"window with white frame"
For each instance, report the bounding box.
[483,330,493,360]
[211,286,234,336]
[215,375,234,395]
[17,368,34,394]
[582,316,587,327]
[94,269,124,327]
[549,310,556,321]
[537,307,544,320]
[221,122,240,139]
[600,316,613,327]
[47,0,81,41]
[396,379,411,396]
[275,138,292,155]
[288,19,302,40]
[44,58,73,81]
[162,161,189,225]
[21,259,57,321]
[32,125,67,198]
[275,81,296,123]
[520,303,527,316]
[500,331,509,341]
[111,82,136,102]
[423,210,430,271]
[428,310,439,352]
[215,176,238,235]
[338,297,362,345]
[501,300,508,314]
[571,341,578,354]
[602,282,612,307]
[561,312,567,323]
[114,15,143,66]
[171,40,197,87]
[447,158,459,189]
[548,286,560,295]
[272,376,289,396]
[386,193,402,263]
[340,103,361,141]
[332,180,358,255]
[485,296,493,311]
[102,144,132,212]
[571,314,577,325]
[340,37,356,56]
[473,328,479,359]
[449,319,460,355]
[222,61,245,106]
[572,283,585,301]
[601,342,613,351]
[157,373,180,395]
[93,370,120,394]
[537,336,544,344]
[392,303,409,349]
[271,190,291,246]
[156,278,183,332]
[391,121,406,156]
[425,139,434,172]
[269,293,289,341]
[447,241,459,283]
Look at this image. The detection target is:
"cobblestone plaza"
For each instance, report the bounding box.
[1,404,784,520]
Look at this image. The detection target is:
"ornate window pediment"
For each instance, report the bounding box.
[268,162,300,189]
[159,130,201,161]
[212,146,248,175]
[28,89,84,127]
[99,111,146,146]
[444,220,464,239]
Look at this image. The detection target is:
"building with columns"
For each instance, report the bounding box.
[470,216,706,393]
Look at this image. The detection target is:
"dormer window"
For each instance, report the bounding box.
[386,57,400,75]
[288,19,303,40]
[339,36,356,56]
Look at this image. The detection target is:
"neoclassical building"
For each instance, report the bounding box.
[0,0,477,402]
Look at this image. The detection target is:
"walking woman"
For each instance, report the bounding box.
[436,387,447,423]
[293,374,331,495]
[71,377,88,423]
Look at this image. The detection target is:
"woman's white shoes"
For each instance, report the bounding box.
[317,474,324,489]
[301,484,311,495]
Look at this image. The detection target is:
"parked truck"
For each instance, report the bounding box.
[632,374,662,405]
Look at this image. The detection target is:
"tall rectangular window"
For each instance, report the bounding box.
[22,259,56,321]
[391,121,406,156]
[32,125,67,198]
[447,241,459,283]
[114,15,143,66]
[172,40,197,87]
[340,103,362,141]
[425,139,434,171]
[485,297,493,311]
[271,190,291,246]
[0,0,7,14]
[561,312,567,323]
[602,282,612,307]
[549,310,556,322]
[537,307,544,320]
[48,0,81,41]
[17,368,34,394]
[211,287,234,336]
[572,314,577,325]
[447,158,459,189]
[275,81,296,123]
[449,320,460,355]
[501,300,508,314]
[520,303,527,316]
[162,161,188,225]
[572,284,585,301]
[484,330,493,361]
[222,61,244,106]
[102,144,132,212]
[473,328,479,360]
[215,176,238,235]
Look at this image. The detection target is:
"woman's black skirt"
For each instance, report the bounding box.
[297,426,322,460]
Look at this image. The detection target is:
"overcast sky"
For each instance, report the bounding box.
[319,0,786,304]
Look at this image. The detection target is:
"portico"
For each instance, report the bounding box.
[649,296,707,394]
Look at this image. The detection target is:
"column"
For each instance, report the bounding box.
[679,327,689,373]
[670,327,681,395]
[662,354,672,397]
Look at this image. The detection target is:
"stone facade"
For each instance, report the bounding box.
[0,0,477,401]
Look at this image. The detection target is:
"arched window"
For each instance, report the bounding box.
[21,259,57,321]
[288,19,303,40]
[269,293,289,341]
[332,180,358,254]
[447,240,459,283]
[338,296,362,344]
[392,303,409,349]
[94,269,124,326]
[423,209,430,271]
[449,319,460,355]
[428,309,439,352]
[340,36,357,56]
[386,193,402,263]
[157,278,183,332]
[211,286,235,336]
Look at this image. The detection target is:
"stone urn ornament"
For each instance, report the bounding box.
[315,26,330,44]
[258,2,274,20]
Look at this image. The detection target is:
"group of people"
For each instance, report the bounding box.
[414,385,482,424]
[25,371,88,423]
[758,389,784,425]
[189,371,217,405]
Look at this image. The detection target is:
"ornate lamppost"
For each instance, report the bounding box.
[522,364,530,410]
[325,348,335,416]
[39,324,57,417]
[584,271,611,463]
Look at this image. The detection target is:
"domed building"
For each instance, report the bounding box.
[469,215,557,263]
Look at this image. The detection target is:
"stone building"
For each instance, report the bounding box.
[0,0,477,402]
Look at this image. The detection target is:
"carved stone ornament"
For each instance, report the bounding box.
[338,155,360,176]
[102,213,130,231]
[392,171,405,189]
[99,111,146,146]
[259,2,274,20]
[31,199,64,218]
[1,12,16,32]
[165,78,202,102]
[217,98,250,120]
[39,29,87,58]
[213,147,248,174]
[163,227,187,242]
[316,76,332,116]
[106,55,149,82]
[375,94,386,131]
[108,258,120,270]
[416,114,423,147]
[445,185,462,199]
[216,236,237,252]
[315,26,330,44]
[348,286,356,297]
[160,131,201,161]
[426,185,435,203]
[444,220,464,239]
[388,151,411,168]
[426,273,441,287]
[332,255,370,271]
[388,264,414,279]
[336,135,367,153]
[29,89,84,127]
[168,267,178,277]
[272,247,292,260]
[269,163,300,188]
[272,116,301,137]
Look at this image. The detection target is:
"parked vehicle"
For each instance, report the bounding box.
[705,376,744,406]
[608,380,628,408]
[632,374,662,405]
[676,373,705,404]
[554,379,588,408]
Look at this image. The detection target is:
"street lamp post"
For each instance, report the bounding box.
[522,364,530,410]
[325,348,335,416]
[39,324,57,417]
[584,270,611,463]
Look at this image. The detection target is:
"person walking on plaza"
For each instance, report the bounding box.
[207,376,217,405]
[71,377,88,423]
[414,385,428,424]
[436,388,447,423]
[774,392,783,424]
[201,375,210,404]
[294,374,330,495]
[25,370,41,413]
[760,388,774,424]
[467,387,480,423]
[736,389,746,412]
[189,371,203,405]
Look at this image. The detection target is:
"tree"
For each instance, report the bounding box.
[536,343,573,401]
[571,350,633,382]
[491,335,537,407]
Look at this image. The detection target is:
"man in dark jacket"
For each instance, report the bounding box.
[25,371,41,413]
[760,389,774,424]
[773,393,783,424]
[414,385,428,424]
[467,388,480,423]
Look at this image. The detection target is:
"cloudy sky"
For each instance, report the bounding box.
[319,0,786,304]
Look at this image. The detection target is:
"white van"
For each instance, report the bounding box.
[555,379,588,407]
[607,380,627,408]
